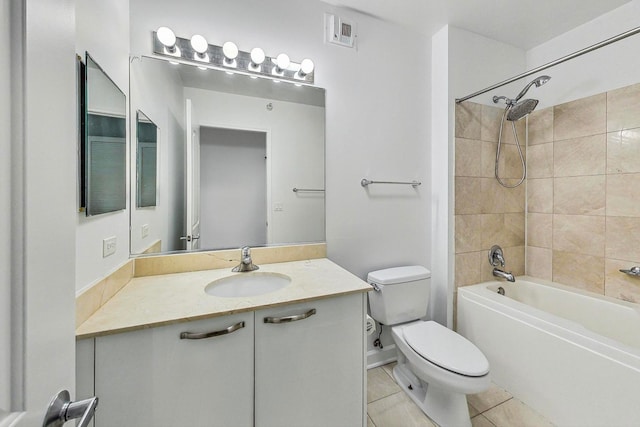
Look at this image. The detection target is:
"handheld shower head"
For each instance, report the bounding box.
[514,75,551,102]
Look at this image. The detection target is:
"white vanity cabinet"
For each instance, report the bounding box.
[87,292,366,427]
[94,313,254,427]
[255,293,366,427]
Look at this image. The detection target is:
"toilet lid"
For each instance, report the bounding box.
[403,321,489,377]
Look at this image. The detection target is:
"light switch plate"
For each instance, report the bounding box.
[103,236,117,258]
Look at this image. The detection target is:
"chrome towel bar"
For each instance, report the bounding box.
[361,178,421,188]
[292,188,325,193]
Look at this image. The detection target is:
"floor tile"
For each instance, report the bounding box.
[368,391,437,427]
[381,361,396,378]
[367,367,401,403]
[367,415,376,427]
[472,414,497,427]
[483,398,553,427]
[467,383,512,413]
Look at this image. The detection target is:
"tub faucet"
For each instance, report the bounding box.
[232,246,259,272]
[493,268,515,282]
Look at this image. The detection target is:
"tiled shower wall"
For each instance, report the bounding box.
[454,102,526,293]
[454,82,640,304]
[526,82,640,302]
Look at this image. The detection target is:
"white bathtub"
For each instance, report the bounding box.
[458,276,640,426]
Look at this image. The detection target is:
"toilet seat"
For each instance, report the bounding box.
[402,321,489,377]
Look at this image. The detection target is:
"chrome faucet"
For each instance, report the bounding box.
[489,245,515,282]
[493,268,515,282]
[232,246,259,272]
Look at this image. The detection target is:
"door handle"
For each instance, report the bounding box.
[43,390,98,427]
[180,235,200,242]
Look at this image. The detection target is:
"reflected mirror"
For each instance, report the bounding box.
[130,56,325,255]
[82,53,127,216]
[136,111,158,207]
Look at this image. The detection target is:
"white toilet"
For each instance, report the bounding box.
[368,266,490,427]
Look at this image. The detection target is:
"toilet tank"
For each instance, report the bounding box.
[367,266,431,325]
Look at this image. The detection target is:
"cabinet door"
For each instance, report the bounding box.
[255,294,366,427]
[95,313,254,427]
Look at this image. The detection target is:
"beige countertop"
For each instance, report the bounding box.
[76,258,371,339]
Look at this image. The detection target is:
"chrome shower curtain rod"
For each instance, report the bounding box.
[455,25,640,104]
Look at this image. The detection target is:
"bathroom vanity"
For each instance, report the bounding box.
[76,258,369,427]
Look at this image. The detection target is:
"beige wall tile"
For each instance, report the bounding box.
[455,177,482,214]
[455,251,482,287]
[503,180,525,213]
[605,258,640,303]
[480,214,503,250]
[455,214,482,253]
[481,255,496,283]
[527,213,552,248]
[553,134,606,177]
[480,141,498,178]
[504,245,525,276]
[481,104,503,143]
[553,93,606,141]
[552,250,604,294]
[607,82,640,132]
[526,143,553,178]
[553,214,605,257]
[526,246,552,280]
[607,173,640,217]
[527,178,553,214]
[455,138,482,177]
[607,129,640,174]
[499,144,526,179]
[500,116,526,145]
[456,102,482,139]
[479,178,505,214]
[76,278,106,328]
[554,176,605,215]
[504,213,525,248]
[528,107,553,145]
[606,217,640,262]
[102,259,134,304]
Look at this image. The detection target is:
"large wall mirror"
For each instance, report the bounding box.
[82,53,127,216]
[129,56,325,255]
[136,110,158,208]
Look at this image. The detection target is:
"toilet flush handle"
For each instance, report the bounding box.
[370,283,382,292]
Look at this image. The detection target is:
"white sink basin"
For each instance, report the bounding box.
[205,272,291,298]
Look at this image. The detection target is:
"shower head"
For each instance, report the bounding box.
[514,75,551,102]
[506,98,539,121]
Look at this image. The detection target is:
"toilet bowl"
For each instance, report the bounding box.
[367,266,490,427]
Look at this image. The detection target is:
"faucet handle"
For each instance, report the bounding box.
[489,245,505,267]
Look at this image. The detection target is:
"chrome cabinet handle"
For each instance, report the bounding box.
[180,321,245,339]
[264,308,316,324]
[43,390,98,427]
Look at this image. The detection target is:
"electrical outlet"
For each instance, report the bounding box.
[141,224,150,238]
[103,236,117,258]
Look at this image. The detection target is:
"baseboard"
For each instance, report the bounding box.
[366,345,397,369]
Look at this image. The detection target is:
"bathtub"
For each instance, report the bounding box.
[457,276,640,427]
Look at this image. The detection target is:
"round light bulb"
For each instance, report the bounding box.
[300,58,314,75]
[222,41,239,60]
[276,53,290,70]
[190,35,208,54]
[156,26,176,48]
[250,48,265,65]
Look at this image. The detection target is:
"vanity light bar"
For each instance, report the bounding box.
[152,31,315,85]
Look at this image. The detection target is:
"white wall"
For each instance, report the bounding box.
[184,87,326,247]
[526,0,640,108]
[129,0,432,277]
[130,57,186,254]
[75,0,130,291]
[431,26,526,326]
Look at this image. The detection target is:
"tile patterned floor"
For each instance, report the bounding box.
[367,363,554,427]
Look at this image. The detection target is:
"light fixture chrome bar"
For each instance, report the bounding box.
[361,179,421,188]
[292,188,325,193]
[455,25,640,103]
[152,32,314,84]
